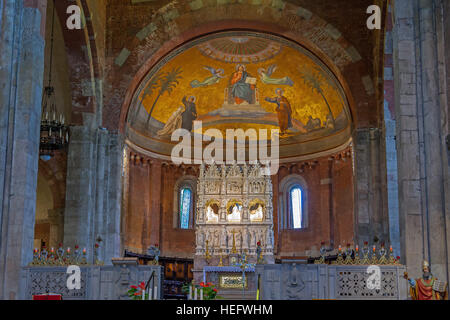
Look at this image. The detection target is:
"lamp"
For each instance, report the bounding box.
[39,0,68,161]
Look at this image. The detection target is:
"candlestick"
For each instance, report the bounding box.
[153,285,157,300]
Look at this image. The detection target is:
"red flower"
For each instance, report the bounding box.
[396,256,400,260]
[75,245,79,249]
[199,282,205,287]
[207,282,212,287]
[320,241,325,245]
[364,241,368,245]
[130,285,138,289]
[94,243,99,248]
[134,292,141,296]
[213,288,217,292]
[138,282,145,290]
[257,241,261,246]
[154,244,159,247]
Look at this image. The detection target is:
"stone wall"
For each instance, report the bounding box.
[256,263,408,300]
[123,149,355,260]
[20,265,163,300]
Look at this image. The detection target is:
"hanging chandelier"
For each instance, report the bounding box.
[39,0,68,161]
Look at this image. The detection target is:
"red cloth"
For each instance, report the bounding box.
[415,279,434,300]
[32,294,62,300]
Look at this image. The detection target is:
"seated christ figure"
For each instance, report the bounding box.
[230,64,255,105]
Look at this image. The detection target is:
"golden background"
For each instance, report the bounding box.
[138,44,345,127]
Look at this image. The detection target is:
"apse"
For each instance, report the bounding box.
[125,31,353,163]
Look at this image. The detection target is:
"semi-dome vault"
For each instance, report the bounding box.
[125,31,353,161]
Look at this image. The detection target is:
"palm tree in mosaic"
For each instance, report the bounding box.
[299,67,335,127]
[131,72,162,125]
[146,67,183,128]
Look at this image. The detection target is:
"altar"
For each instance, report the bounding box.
[202,266,257,300]
[193,162,275,289]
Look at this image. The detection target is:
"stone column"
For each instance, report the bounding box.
[149,161,162,248]
[64,127,122,264]
[0,0,46,299]
[64,126,97,258]
[393,0,449,282]
[353,128,390,245]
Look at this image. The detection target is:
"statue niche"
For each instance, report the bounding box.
[249,199,265,222]
[227,200,243,222]
[205,200,219,223]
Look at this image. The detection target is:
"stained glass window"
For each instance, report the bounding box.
[179,187,192,229]
[290,186,302,229]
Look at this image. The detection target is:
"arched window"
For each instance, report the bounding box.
[290,186,303,229]
[279,174,308,230]
[179,187,192,229]
[173,176,196,229]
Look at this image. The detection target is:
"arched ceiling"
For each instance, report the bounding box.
[125,31,352,161]
[49,0,388,131]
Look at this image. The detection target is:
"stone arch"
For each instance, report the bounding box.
[107,1,377,133]
[53,0,103,125]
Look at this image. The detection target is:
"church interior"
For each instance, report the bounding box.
[0,0,449,301]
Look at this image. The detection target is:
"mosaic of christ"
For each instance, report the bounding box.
[127,32,351,144]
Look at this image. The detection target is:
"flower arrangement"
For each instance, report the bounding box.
[182,281,219,300]
[128,282,148,300]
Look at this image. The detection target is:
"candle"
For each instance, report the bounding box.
[51,247,54,253]
[355,245,359,253]
[194,288,198,300]
[189,285,192,300]
[142,288,145,300]
[153,286,157,300]
[389,246,393,252]
[338,245,342,252]
[200,289,203,300]
[149,288,152,300]
[67,247,71,253]
[373,245,376,253]
[83,248,86,254]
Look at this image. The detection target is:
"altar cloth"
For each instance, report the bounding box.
[202,266,255,282]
